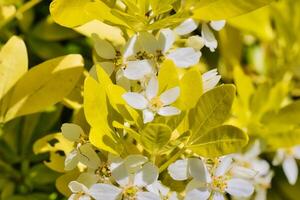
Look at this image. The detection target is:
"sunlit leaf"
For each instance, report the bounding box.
[187,125,248,157]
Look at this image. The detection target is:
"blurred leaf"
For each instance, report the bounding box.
[228,6,274,41]
[1,54,84,122]
[0,36,27,103]
[32,17,79,41]
[193,0,274,20]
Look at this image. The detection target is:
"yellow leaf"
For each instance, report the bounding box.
[0,36,27,101]
[1,54,84,122]
[193,0,274,20]
[83,77,119,155]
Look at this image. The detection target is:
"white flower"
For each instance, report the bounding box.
[68,180,123,200]
[168,157,254,200]
[201,20,226,52]
[231,141,273,200]
[88,155,159,200]
[174,18,226,52]
[202,69,221,92]
[61,123,100,170]
[122,76,181,123]
[135,29,201,69]
[92,33,153,81]
[147,181,179,200]
[174,18,199,36]
[272,145,300,185]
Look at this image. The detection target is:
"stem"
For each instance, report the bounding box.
[0,0,43,29]
[159,147,186,173]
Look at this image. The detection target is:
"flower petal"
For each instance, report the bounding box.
[146,76,159,100]
[201,23,217,52]
[124,155,148,172]
[293,146,300,159]
[146,181,169,196]
[272,149,285,165]
[99,62,115,76]
[212,192,225,200]
[137,32,160,54]
[134,163,159,187]
[122,92,148,110]
[158,28,175,53]
[61,123,83,142]
[283,156,298,185]
[186,36,204,51]
[174,18,199,35]
[78,144,101,169]
[215,156,233,177]
[65,149,80,170]
[185,187,210,200]
[123,34,138,58]
[168,159,189,181]
[157,106,181,116]
[167,48,201,68]
[68,181,89,193]
[188,158,207,182]
[79,195,91,200]
[124,60,153,80]
[92,33,116,59]
[143,109,155,123]
[89,184,122,200]
[137,192,160,200]
[210,20,226,31]
[226,178,254,197]
[230,166,257,179]
[111,162,130,187]
[202,69,221,92]
[160,87,180,105]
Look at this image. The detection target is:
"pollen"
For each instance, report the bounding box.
[149,97,164,111]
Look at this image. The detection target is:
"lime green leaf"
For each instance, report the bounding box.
[141,123,172,154]
[187,125,248,157]
[150,0,176,15]
[261,100,300,126]
[233,66,254,108]
[228,6,274,41]
[1,55,84,122]
[158,60,179,93]
[262,128,300,151]
[0,36,27,101]
[83,77,119,155]
[189,85,236,142]
[176,68,203,110]
[193,0,274,20]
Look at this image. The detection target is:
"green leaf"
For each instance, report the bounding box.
[1,54,84,123]
[193,0,274,20]
[187,125,248,157]
[141,123,172,154]
[32,17,79,41]
[189,84,236,142]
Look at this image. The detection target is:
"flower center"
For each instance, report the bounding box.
[95,164,112,179]
[149,97,164,111]
[210,176,228,192]
[123,186,139,200]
